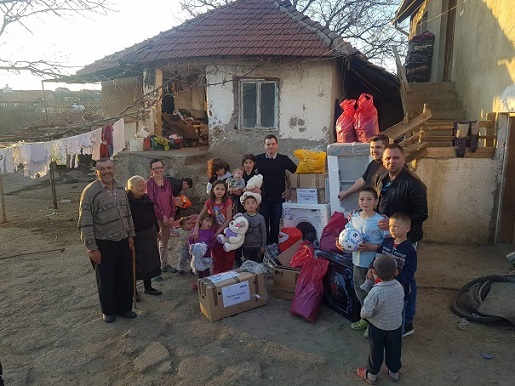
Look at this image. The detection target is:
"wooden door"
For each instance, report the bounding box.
[498,116,515,244]
[443,0,457,81]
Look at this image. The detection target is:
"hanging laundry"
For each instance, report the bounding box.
[51,139,67,166]
[102,124,113,157]
[0,147,15,175]
[14,142,52,178]
[91,127,103,161]
[112,118,125,156]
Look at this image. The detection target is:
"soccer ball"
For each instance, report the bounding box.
[338,228,363,252]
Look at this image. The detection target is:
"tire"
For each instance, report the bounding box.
[451,275,515,323]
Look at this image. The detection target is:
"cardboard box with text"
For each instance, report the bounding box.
[272,240,302,300]
[198,270,267,321]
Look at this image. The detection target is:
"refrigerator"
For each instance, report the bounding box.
[326,142,371,215]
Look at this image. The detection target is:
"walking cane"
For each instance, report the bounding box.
[132,247,137,309]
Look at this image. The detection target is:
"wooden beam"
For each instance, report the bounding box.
[382,109,432,141]
[406,147,429,163]
[424,147,495,158]
[485,113,497,147]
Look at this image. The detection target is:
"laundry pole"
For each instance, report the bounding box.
[0,174,6,224]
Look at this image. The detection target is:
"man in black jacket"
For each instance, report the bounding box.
[373,144,428,337]
[256,134,297,244]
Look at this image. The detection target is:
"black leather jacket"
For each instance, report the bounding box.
[373,168,428,243]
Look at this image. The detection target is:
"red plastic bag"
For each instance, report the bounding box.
[336,99,357,143]
[319,211,347,252]
[278,227,303,253]
[290,257,330,323]
[354,93,379,142]
[289,240,315,268]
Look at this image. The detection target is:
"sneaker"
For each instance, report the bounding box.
[363,326,369,338]
[162,265,177,273]
[152,275,163,282]
[350,319,369,331]
[402,323,414,337]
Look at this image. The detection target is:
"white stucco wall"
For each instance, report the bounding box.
[205,59,336,157]
[416,0,515,118]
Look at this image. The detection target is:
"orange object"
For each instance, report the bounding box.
[176,194,192,209]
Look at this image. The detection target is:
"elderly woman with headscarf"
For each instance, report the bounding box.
[126,175,162,300]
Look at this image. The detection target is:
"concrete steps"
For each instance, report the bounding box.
[406,81,467,120]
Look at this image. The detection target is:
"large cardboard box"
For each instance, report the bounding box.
[290,173,327,189]
[272,240,302,300]
[273,267,301,300]
[198,270,267,321]
[290,188,326,204]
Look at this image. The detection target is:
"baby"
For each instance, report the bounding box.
[226,167,245,192]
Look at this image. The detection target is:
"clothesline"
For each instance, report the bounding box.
[0,118,125,179]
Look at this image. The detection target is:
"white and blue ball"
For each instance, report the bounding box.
[339,228,363,252]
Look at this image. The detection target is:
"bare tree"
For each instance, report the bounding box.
[178,0,405,66]
[0,0,111,77]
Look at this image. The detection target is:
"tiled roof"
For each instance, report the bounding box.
[78,0,359,77]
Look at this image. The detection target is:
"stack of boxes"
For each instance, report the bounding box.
[288,173,328,204]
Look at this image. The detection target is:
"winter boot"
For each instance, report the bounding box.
[469,121,479,152]
[453,121,469,158]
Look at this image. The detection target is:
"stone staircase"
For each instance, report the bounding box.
[406,81,467,121]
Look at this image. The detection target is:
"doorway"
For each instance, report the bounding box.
[498,115,515,244]
[443,0,457,81]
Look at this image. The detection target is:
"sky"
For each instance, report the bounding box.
[0,1,186,91]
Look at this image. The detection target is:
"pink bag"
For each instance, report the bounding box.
[354,93,379,142]
[336,99,357,143]
[319,211,347,252]
[290,257,330,323]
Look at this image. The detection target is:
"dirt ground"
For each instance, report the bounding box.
[0,168,514,386]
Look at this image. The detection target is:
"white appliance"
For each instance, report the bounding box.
[327,142,371,216]
[282,202,331,242]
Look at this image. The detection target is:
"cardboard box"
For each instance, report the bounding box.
[272,239,303,300]
[276,239,303,266]
[198,270,267,321]
[290,173,327,189]
[273,266,301,300]
[290,188,326,204]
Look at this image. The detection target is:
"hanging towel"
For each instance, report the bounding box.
[112,118,126,156]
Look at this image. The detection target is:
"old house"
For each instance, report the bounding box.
[391,0,515,244]
[74,0,402,167]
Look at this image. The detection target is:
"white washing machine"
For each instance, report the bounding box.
[282,202,331,243]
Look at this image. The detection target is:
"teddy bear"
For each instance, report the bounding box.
[216,213,249,252]
[189,242,211,274]
[244,173,263,191]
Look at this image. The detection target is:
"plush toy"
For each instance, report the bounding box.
[190,243,211,274]
[244,174,263,191]
[216,213,249,252]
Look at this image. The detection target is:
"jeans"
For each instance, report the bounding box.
[404,279,416,325]
[260,199,283,244]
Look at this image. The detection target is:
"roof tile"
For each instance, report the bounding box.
[78,0,358,76]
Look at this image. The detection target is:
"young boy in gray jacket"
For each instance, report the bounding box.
[240,192,266,263]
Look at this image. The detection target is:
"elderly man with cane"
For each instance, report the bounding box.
[78,158,137,323]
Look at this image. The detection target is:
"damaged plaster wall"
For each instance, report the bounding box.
[415,157,497,244]
[205,60,336,166]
